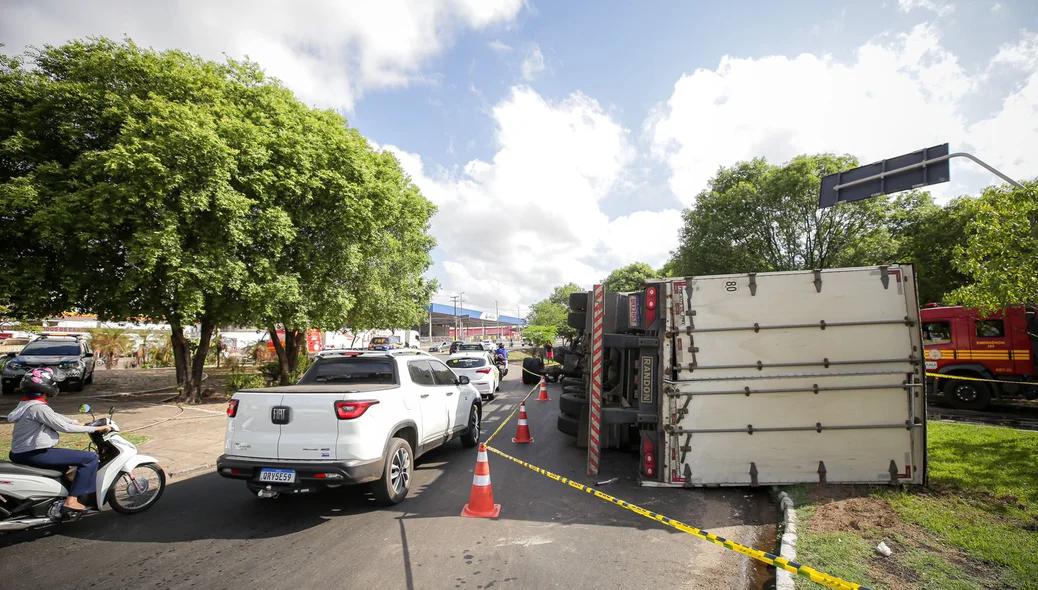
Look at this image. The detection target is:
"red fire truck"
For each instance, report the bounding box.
[921,304,1038,410]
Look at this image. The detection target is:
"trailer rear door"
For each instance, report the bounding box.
[663,265,926,487]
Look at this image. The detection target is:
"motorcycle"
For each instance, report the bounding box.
[0,404,166,532]
[493,353,509,378]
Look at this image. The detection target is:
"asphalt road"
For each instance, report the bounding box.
[0,371,777,590]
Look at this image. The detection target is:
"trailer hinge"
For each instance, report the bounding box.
[815,422,823,433]
[683,464,693,489]
[756,360,763,371]
[753,322,760,333]
[903,316,914,327]
[879,265,890,289]
[748,273,757,296]
[813,269,823,293]
[744,386,751,397]
[888,460,899,485]
[812,383,820,395]
[823,357,830,368]
[687,345,699,354]
[819,320,826,330]
[746,424,754,435]
[749,462,759,487]
[817,461,827,483]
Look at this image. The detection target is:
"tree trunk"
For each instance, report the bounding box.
[170,324,193,400]
[268,324,291,386]
[185,320,215,403]
[285,328,302,376]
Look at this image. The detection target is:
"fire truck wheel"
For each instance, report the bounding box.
[943,377,991,410]
[559,393,589,416]
[557,412,580,437]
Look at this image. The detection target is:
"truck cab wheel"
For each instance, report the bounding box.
[943,378,991,410]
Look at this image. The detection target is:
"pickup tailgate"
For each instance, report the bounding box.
[225,392,284,459]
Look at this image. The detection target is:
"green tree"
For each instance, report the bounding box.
[89,328,133,370]
[527,283,583,339]
[522,324,557,347]
[888,192,976,305]
[602,262,658,292]
[667,154,900,277]
[948,181,1038,312]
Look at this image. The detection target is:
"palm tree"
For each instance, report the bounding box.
[148,334,174,367]
[90,328,133,370]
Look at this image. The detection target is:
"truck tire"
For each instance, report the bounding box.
[563,384,585,395]
[521,357,544,385]
[943,377,991,411]
[569,292,588,311]
[567,312,587,330]
[557,412,580,437]
[372,438,414,505]
[559,393,588,416]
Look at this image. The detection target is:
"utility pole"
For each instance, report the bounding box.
[450,295,460,341]
[459,292,465,341]
[495,301,499,339]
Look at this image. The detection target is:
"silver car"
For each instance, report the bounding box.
[1,336,96,395]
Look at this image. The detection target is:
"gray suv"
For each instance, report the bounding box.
[2,336,96,395]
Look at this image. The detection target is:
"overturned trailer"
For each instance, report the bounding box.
[557,265,928,487]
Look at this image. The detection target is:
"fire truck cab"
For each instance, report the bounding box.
[921,304,1038,410]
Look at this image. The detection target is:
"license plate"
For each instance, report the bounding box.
[258,468,296,483]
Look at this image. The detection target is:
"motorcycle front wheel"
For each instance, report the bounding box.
[107,463,166,514]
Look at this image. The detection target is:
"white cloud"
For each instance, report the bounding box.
[488,39,513,53]
[991,31,1038,69]
[649,24,1038,206]
[898,0,955,17]
[385,87,680,311]
[521,44,546,81]
[0,0,524,111]
[991,2,1003,12]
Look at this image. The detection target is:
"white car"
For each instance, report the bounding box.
[216,349,482,504]
[445,352,500,400]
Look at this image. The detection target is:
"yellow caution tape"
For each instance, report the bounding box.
[484,382,537,444]
[485,445,868,590]
[926,372,1020,385]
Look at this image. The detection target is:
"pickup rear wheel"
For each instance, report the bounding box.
[373,438,413,505]
[943,377,991,410]
[461,404,481,448]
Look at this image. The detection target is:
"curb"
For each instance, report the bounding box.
[168,463,215,480]
[775,489,799,590]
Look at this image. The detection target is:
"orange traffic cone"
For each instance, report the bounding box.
[512,402,534,443]
[461,443,501,518]
[536,376,550,401]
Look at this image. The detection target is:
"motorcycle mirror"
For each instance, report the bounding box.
[79,404,92,414]
[108,406,115,416]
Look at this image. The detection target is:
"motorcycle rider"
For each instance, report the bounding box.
[494,342,508,363]
[6,368,112,511]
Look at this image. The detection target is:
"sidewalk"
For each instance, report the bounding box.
[1,393,226,480]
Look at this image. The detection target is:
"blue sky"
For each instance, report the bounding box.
[2,0,1036,315]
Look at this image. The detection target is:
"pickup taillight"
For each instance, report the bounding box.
[335,400,380,419]
[227,399,239,418]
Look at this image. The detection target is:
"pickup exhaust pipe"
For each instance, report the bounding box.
[0,517,55,531]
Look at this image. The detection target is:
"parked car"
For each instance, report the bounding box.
[2,335,96,395]
[368,336,400,351]
[217,349,482,504]
[445,352,500,400]
[428,341,449,353]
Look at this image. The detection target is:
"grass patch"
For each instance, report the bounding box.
[795,530,878,589]
[1,432,151,461]
[790,422,1038,590]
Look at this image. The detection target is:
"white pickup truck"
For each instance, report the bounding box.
[217,349,482,504]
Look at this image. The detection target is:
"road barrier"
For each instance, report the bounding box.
[483,379,871,590]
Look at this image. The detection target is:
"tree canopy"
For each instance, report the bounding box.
[663,154,976,304]
[526,283,582,339]
[948,181,1038,312]
[602,262,658,292]
[0,38,436,398]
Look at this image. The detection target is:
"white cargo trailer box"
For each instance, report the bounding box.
[657,265,926,487]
